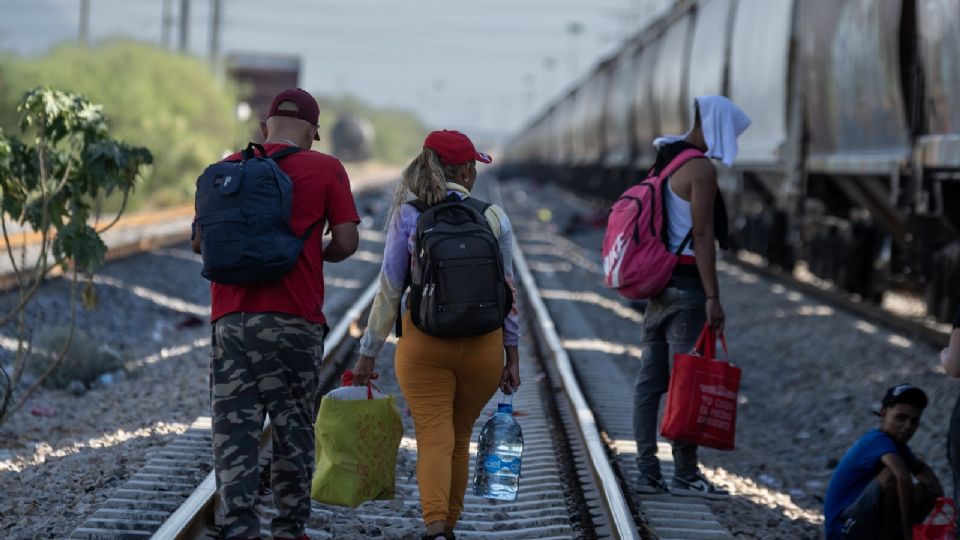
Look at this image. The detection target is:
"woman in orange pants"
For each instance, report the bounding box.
[353,130,521,540]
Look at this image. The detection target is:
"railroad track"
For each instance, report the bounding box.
[54,173,945,540]
[61,177,645,539]
[0,204,195,292]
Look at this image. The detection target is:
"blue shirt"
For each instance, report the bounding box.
[823,429,917,539]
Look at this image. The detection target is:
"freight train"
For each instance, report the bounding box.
[502,0,960,322]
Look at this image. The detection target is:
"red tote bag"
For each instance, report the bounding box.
[913,497,957,540]
[660,325,741,451]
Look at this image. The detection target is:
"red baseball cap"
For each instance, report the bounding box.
[267,88,321,141]
[423,130,492,165]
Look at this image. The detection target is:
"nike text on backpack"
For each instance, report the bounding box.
[400,195,512,338]
[194,142,319,285]
[601,148,706,300]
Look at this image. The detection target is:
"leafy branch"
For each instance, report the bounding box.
[0,87,152,425]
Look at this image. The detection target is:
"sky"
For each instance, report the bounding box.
[0,0,673,139]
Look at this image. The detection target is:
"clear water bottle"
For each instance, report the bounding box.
[473,398,523,501]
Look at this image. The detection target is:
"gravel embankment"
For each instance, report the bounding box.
[0,246,213,539]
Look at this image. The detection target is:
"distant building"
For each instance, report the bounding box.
[226,52,300,140]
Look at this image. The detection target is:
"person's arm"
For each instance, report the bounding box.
[912,458,944,497]
[942,306,960,376]
[880,452,916,540]
[322,159,360,263]
[353,207,413,385]
[501,345,520,394]
[688,160,724,332]
[490,205,521,394]
[323,221,358,262]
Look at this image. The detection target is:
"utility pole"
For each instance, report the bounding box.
[79,0,90,44]
[161,0,174,49]
[209,0,222,67]
[178,0,190,53]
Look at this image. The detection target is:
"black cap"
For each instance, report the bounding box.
[881,384,928,410]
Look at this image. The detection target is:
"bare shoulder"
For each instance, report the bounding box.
[676,157,716,182]
[671,158,715,193]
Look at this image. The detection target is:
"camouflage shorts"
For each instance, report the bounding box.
[210,312,326,539]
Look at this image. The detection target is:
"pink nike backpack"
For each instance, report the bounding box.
[602,148,706,300]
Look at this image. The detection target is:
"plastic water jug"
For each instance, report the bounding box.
[473,397,523,500]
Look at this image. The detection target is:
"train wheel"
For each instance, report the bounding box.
[925,264,944,321]
[832,223,852,289]
[808,225,828,280]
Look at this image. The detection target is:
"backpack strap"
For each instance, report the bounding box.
[240,142,266,161]
[461,196,502,238]
[406,199,428,212]
[268,146,301,161]
[263,145,312,240]
[229,142,301,163]
[658,148,706,180]
[394,200,424,339]
[459,196,492,218]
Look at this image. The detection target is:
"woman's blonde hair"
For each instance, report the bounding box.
[387,148,462,226]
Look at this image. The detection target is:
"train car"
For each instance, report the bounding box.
[503,0,960,322]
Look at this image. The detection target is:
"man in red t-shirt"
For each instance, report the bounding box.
[192,88,359,540]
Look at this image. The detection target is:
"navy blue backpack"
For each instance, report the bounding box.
[194,142,317,285]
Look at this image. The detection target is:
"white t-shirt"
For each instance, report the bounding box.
[665,180,694,256]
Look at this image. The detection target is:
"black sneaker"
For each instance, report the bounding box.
[636,472,669,494]
[672,473,729,499]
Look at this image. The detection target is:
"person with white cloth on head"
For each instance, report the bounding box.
[634,95,751,498]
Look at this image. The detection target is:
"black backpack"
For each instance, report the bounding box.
[400,194,512,338]
[194,142,318,285]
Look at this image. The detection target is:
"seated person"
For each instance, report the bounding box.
[823,384,942,540]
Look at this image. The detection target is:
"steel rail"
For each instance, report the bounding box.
[149,279,381,540]
[487,179,641,540]
[0,206,194,292]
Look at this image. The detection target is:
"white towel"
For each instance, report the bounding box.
[652,95,752,167]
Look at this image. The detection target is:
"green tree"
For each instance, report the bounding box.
[0,87,151,426]
[0,40,247,210]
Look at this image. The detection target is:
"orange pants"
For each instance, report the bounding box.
[394,312,503,527]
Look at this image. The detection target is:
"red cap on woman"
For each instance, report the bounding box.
[423,130,492,165]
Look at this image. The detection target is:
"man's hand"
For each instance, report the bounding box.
[917,467,944,498]
[353,355,376,386]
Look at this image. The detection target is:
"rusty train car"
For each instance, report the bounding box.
[503,0,960,321]
[226,52,301,139]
